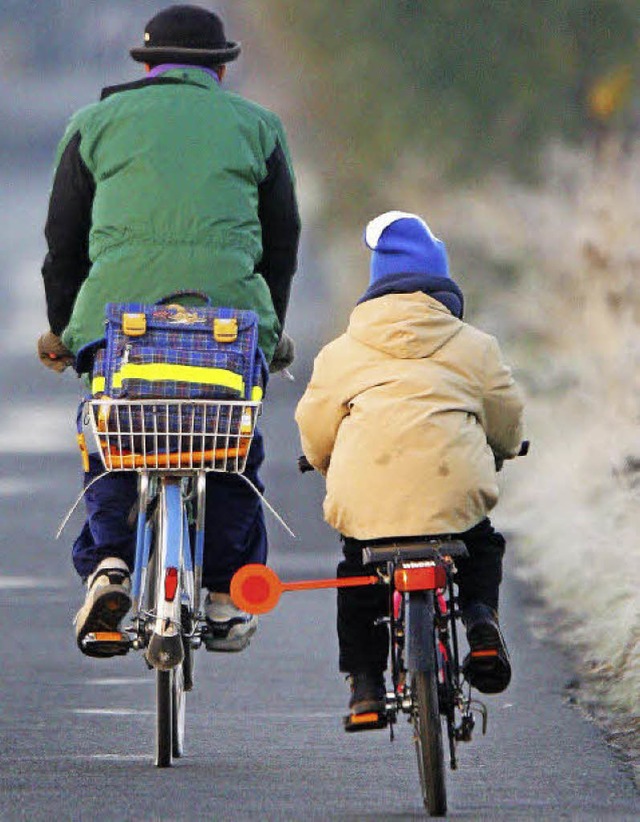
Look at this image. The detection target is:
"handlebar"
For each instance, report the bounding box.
[298,441,530,475]
[298,455,314,473]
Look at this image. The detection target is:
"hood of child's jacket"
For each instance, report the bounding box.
[347,292,463,359]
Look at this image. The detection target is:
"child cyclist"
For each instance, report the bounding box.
[295,211,525,716]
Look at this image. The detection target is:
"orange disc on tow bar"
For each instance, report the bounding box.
[230,564,380,615]
[230,564,283,614]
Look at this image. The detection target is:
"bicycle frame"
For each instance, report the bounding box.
[134,474,199,671]
[382,552,487,748]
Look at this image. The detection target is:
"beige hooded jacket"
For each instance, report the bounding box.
[295,292,524,538]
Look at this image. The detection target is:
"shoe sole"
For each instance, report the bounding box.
[349,697,386,715]
[463,621,511,694]
[203,621,257,653]
[76,586,131,658]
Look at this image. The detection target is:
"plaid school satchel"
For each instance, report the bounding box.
[90,292,267,402]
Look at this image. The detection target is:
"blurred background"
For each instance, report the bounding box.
[1,0,638,768]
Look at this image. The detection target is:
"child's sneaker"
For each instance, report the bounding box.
[74,557,131,657]
[203,592,257,652]
[462,602,511,694]
[348,671,386,715]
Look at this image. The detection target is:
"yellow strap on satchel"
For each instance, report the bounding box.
[112,362,245,395]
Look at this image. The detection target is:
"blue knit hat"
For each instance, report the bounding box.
[364,211,449,284]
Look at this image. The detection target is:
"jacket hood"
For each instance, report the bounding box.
[347,292,463,359]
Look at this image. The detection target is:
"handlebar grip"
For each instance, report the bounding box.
[298,455,315,473]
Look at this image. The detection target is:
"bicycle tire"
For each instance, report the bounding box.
[153,480,185,767]
[407,591,447,816]
[412,668,447,816]
[156,669,173,767]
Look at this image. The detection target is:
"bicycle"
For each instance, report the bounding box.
[229,533,478,817]
[231,447,528,815]
[77,396,261,767]
[351,536,483,817]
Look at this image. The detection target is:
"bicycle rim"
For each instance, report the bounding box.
[156,669,173,767]
[412,668,447,816]
[173,513,196,758]
[172,664,186,758]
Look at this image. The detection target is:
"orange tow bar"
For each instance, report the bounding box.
[230,564,379,614]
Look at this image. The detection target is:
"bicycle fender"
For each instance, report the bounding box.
[406,591,437,672]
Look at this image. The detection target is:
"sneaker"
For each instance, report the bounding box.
[203,592,257,652]
[348,671,386,715]
[461,602,511,694]
[74,557,131,657]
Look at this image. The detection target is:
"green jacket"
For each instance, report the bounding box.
[42,68,300,364]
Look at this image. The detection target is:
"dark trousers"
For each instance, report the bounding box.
[72,430,267,592]
[336,518,506,673]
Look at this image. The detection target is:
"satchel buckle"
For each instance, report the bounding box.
[213,317,238,343]
[122,313,147,337]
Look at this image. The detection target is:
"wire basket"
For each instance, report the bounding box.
[86,399,261,473]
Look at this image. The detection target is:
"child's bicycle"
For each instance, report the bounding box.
[230,445,528,817]
[229,534,474,817]
[351,536,481,817]
[77,396,261,767]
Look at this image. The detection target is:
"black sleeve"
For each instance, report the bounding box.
[41,131,96,335]
[256,140,301,328]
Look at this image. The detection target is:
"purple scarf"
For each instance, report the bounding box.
[147,64,220,83]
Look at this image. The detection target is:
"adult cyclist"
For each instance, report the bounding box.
[37,5,301,655]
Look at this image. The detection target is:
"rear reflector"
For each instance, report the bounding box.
[394,564,446,592]
[164,567,178,602]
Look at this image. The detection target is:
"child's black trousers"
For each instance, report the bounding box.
[336,518,506,674]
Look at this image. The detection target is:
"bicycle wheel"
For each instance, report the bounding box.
[407,592,446,816]
[156,669,173,767]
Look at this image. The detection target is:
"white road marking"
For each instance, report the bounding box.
[81,677,152,687]
[0,478,47,497]
[70,708,154,717]
[88,754,149,760]
[0,402,76,455]
[0,575,66,589]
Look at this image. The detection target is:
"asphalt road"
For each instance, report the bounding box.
[0,348,639,821]
[0,173,637,818]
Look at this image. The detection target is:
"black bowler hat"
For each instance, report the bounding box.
[130,5,241,66]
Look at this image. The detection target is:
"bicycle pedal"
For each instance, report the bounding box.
[81,631,131,658]
[343,711,388,733]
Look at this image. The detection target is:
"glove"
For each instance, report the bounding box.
[269,332,295,373]
[37,330,74,373]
